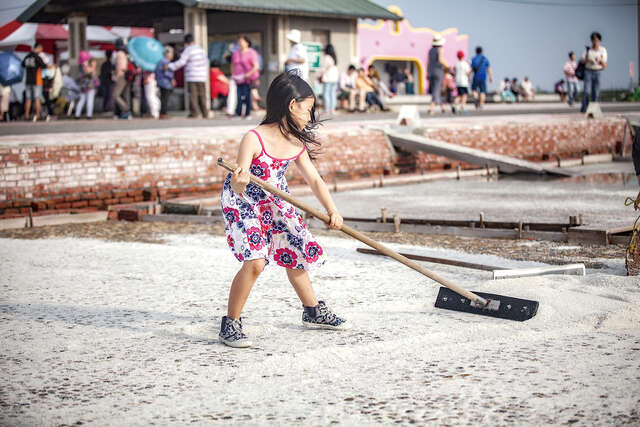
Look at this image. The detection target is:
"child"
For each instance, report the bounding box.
[219,71,349,348]
[453,50,471,114]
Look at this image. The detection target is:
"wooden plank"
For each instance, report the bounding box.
[607,225,634,235]
[387,130,574,176]
[140,214,222,224]
[356,248,503,271]
[310,217,569,242]
[161,202,199,215]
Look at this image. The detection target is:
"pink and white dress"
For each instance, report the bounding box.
[221,129,326,270]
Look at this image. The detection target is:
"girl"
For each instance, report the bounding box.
[219,71,349,348]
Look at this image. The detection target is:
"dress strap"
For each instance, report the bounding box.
[250,129,265,155]
[294,145,307,160]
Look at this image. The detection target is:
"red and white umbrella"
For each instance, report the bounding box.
[107,26,154,40]
[0,21,152,48]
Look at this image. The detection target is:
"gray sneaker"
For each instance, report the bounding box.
[302,301,349,330]
[219,316,252,348]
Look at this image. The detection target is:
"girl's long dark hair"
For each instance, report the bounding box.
[260,71,322,159]
[325,43,337,65]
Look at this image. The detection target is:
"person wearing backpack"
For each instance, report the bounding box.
[580,32,607,113]
[470,46,493,109]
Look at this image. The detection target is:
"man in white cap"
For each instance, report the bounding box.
[284,29,308,81]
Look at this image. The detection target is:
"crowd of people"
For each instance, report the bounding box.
[0,29,613,122]
[426,41,495,114]
[499,76,536,103]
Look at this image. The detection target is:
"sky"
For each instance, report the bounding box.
[371,0,638,91]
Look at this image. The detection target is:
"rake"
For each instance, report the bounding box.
[218,158,539,321]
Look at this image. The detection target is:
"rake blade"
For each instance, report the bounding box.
[434,287,539,322]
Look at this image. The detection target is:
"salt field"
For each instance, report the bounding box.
[1,233,639,425]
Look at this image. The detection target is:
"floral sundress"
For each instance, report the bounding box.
[221,129,326,270]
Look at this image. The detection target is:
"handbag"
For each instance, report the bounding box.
[575,47,588,81]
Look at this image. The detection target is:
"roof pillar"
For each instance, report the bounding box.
[67,12,88,66]
[183,5,210,115]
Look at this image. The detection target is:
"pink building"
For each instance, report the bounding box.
[358,6,468,94]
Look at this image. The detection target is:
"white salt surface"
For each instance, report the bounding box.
[1,234,639,425]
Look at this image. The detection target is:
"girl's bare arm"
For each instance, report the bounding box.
[230,132,260,194]
[295,150,343,229]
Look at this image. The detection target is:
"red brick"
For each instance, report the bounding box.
[56,202,71,209]
[71,201,88,208]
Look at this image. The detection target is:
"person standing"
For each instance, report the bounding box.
[427,34,446,115]
[231,35,259,119]
[155,45,175,119]
[100,50,114,112]
[454,50,471,113]
[113,38,131,119]
[143,71,160,119]
[75,52,99,119]
[169,33,210,118]
[581,31,607,113]
[320,44,339,115]
[471,46,493,109]
[21,42,47,121]
[284,29,308,81]
[563,51,578,106]
[404,66,415,95]
[41,54,61,120]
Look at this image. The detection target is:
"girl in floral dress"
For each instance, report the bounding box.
[219,71,349,348]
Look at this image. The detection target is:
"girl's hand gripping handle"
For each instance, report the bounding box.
[230,167,250,195]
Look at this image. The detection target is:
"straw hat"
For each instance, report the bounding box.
[286,29,301,44]
[432,34,445,47]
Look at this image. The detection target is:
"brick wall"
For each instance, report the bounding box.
[0,117,626,218]
[0,125,393,217]
[399,117,625,172]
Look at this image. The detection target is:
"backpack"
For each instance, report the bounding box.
[575,47,588,81]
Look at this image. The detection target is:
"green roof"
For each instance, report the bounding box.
[182,0,401,20]
[17,0,400,25]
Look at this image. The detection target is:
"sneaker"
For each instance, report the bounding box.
[302,301,349,330]
[219,316,252,348]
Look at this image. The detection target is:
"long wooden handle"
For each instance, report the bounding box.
[217,158,487,305]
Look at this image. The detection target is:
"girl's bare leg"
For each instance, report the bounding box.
[227,259,266,319]
[286,268,318,307]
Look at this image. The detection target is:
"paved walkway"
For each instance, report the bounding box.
[1,102,638,136]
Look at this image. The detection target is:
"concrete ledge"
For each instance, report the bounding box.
[0,211,108,230]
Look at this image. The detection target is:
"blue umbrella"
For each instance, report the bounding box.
[0,51,24,86]
[127,37,163,72]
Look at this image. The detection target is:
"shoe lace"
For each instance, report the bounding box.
[225,318,247,338]
[317,303,338,323]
